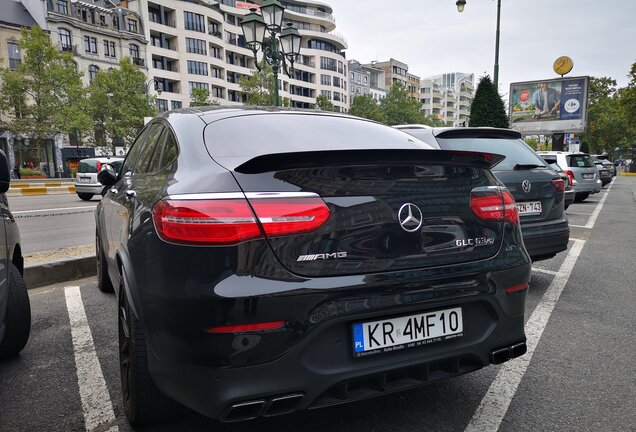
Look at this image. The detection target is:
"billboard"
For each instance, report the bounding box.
[509,76,589,135]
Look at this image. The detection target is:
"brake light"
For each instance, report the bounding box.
[96,161,102,172]
[470,189,518,224]
[206,321,286,333]
[551,178,565,192]
[564,170,575,185]
[152,196,331,245]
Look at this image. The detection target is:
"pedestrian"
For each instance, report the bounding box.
[14,165,21,179]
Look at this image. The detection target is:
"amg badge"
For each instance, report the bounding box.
[297,252,347,262]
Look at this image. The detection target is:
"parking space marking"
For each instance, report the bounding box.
[584,179,614,229]
[565,211,593,216]
[569,224,590,229]
[531,267,560,276]
[13,206,97,214]
[64,286,119,432]
[464,239,585,432]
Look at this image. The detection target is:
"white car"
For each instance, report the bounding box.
[75,157,124,201]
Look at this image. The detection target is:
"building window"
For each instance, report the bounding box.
[185,38,207,55]
[212,86,224,98]
[84,36,97,54]
[129,44,140,59]
[210,46,221,59]
[320,57,337,72]
[333,76,341,88]
[127,19,138,33]
[189,81,209,93]
[171,100,182,110]
[338,61,343,74]
[59,28,72,49]
[321,90,331,99]
[7,42,20,70]
[56,0,68,14]
[308,39,337,53]
[104,40,116,58]
[320,74,331,86]
[88,65,99,82]
[184,11,205,32]
[157,98,168,112]
[187,60,208,76]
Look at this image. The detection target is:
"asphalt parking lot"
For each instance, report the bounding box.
[1,177,635,432]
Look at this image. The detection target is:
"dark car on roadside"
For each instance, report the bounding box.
[0,151,31,359]
[396,126,569,262]
[95,108,531,426]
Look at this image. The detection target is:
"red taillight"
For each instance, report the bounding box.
[551,178,565,192]
[505,282,529,294]
[152,196,331,245]
[96,161,102,172]
[564,170,575,185]
[470,189,518,224]
[206,321,286,333]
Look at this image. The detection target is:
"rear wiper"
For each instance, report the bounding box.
[513,164,543,170]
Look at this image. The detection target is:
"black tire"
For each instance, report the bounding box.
[119,278,171,426]
[574,192,590,203]
[0,263,31,358]
[77,193,93,201]
[96,235,114,293]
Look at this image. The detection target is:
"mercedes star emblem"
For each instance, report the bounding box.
[398,203,423,232]
[522,180,532,193]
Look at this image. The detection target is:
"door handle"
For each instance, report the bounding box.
[109,188,118,194]
[125,190,136,199]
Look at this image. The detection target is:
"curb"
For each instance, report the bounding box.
[7,185,76,197]
[619,172,636,176]
[24,255,96,290]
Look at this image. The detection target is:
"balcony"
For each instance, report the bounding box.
[133,57,145,66]
[57,43,78,55]
[209,29,222,38]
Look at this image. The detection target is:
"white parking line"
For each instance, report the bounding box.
[531,267,560,276]
[584,179,614,228]
[565,211,593,216]
[64,286,119,432]
[569,224,590,229]
[13,206,97,214]
[464,239,585,432]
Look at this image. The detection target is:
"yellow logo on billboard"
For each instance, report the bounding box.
[553,56,574,76]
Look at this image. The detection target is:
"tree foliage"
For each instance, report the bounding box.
[239,61,277,106]
[0,26,91,142]
[468,75,508,128]
[190,87,218,107]
[350,94,384,122]
[315,95,336,112]
[380,82,426,125]
[87,57,156,151]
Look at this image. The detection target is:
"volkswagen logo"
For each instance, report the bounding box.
[522,180,532,193]
[398,203,423,232]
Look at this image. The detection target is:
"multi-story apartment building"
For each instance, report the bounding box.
[125,0,349,112]
[348,59,386,102]
[22,0,148,86]
[407,72,420,101]
[367,58,409,92]
[0,0,37,171]
[420,72,474,127]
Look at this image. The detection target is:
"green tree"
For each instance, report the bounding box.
[380,82,426,125]
[315,94,336,112]
[239,61,277,106]
[88,57,156,152]
[349,94,384,122]
[189,87,218,107]
[468,75,508,128]
[0,26,91,148]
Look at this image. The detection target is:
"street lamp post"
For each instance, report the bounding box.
[456,0,502,89]
[240,0,302,106]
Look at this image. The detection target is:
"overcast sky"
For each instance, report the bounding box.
[332,0,636,95]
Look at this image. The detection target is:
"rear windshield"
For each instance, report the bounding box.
[205,114,435,161]
[435,137,548,171]
[78,160,98,173]
[567,154,595,168]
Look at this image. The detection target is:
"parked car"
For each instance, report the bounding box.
[75,157,124,201]
[0,150,30,358]
[537,151,602,202]
[592,155,616,176]
[96,108,531,426]
[397,126,569,262]
[593,161,612,187]
[546,162,575,209]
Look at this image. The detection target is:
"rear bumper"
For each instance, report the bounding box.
[564,189,575,207]
[74,183,104,195]
[573,179,602,194]
[521,217,569,260]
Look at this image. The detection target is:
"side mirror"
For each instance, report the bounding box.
[0,150,11,193]
[97,164,118,187]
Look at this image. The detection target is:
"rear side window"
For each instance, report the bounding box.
[435,137,548,171]
[78,160,98,173]
[121,126,151,176]
[567,154,594,168]
[148,128,179,173]
[134,124,164,174]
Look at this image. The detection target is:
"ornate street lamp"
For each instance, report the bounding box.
[456,0,502,89]
[240,3,302,106]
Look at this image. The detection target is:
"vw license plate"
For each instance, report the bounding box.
[352,307,463,357]
[582,173,594,179]
[78,177,91,183]
[516,201,542,216]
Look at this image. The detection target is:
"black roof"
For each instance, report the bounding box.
[0,0,37,29]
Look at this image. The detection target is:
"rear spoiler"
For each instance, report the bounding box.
[232,149,505,174]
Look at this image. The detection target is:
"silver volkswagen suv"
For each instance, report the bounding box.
[537,151,601,202]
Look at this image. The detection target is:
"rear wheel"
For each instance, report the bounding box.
[96,235,114,293]
[574,192,589,202]
[77,193,93,201]
[119,277,172,426]
[0,263,31,358]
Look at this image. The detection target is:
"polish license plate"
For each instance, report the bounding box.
[78,177,91,183]
[352,307,463,357]
[516,201,542,216]
[582,173,594,179]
